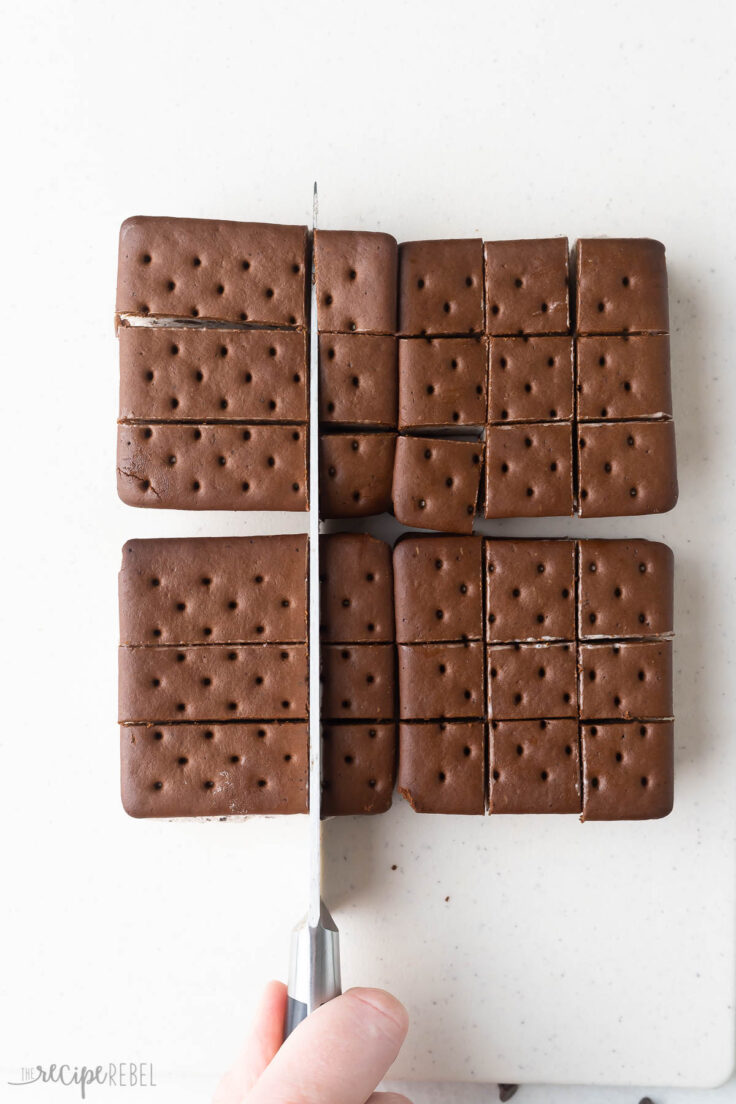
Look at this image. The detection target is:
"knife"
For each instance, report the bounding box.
[284,183,342,1039]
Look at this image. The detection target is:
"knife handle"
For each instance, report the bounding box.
[284,908,341,1040]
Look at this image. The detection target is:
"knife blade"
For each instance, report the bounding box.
[284,183,341,1039]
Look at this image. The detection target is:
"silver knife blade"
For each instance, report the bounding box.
[284,183,341,1038]
[307,180,322,931]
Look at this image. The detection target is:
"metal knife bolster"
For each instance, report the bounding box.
[285,903,341,1035]
[284,183,342,1040]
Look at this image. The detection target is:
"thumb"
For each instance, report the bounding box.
[247,987,409,1104]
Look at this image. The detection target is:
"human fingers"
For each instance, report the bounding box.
[212,980,287,1103]
[247,987,409,1104]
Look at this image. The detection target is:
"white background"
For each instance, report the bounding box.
[1,0,735,1101]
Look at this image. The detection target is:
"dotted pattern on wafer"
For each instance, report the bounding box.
[319,433,395,518]
[392,535,674,818]
[119,327,308,423]
[119,536,307,645]
[116,220,675,521]
[322,724,396,816]
[392,436,483,534]
[117,422,307,511]
[121,723,309,818]
[116,217,309,513]
[318,534,397,812]
[118,536,310,817]
[116,216,307,327]
[391,235,674,526]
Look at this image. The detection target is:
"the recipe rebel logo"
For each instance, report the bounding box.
[8,1063,157,1098]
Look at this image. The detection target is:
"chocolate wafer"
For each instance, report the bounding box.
[120,536,307,645]
[121,723,309,818]
[116,216,307,327]
[398,642,484,720]
[119,644,308,723]
[581,721,674,821]
[119,536,310,817]
[397,721,485,814]
[578,641,673,721]
[315,230,397,335]
[575,238,668,335]
[320,433,395,518]
[319,535,396,763]
[489,719,580,814]
[119,326,308,423]
[484,423,574,518]
[117,422,307,511]
[322,724,396,815]
[577,420,678,517]
[320,533,394,643]
[485,539,576,643]
[577,539,674,639]
[390,233,674,527]
[321,644,396,722]
[484,238,570,336]
[488,336,573,423]
[319,334,397,427]
[399,239,484,336]
[576,334,672,421]
[393,535,675,819]
[393,534,483,643]
[392,436,483,534]
[398,337,487,428]
[488,643,578,720]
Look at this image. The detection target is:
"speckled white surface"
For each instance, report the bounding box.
[2,0,735,1099]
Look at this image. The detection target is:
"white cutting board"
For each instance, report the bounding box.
[2,0,735,1096]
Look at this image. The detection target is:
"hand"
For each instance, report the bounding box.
[214,981,412,1104]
